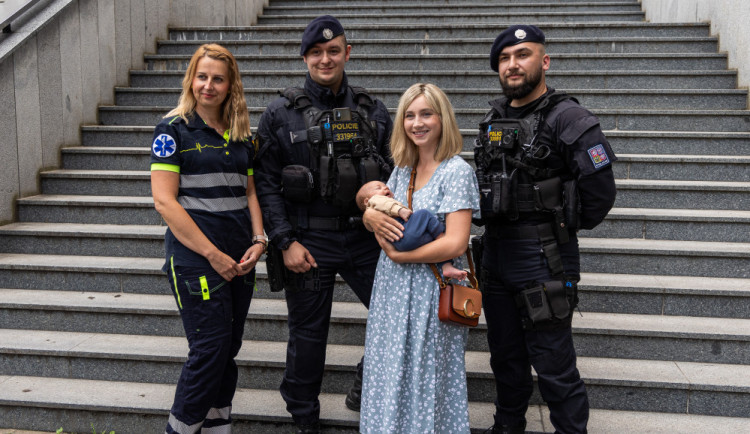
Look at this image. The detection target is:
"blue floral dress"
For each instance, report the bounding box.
[360,156,480,434]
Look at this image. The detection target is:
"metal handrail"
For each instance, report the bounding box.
[0,0,46,33]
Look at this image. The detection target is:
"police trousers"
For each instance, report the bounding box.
[280,228,379,425]
[166,263,255,434]
[481,234,588,434]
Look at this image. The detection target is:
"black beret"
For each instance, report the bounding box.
[300,15,345,56]
[490,25,545,72]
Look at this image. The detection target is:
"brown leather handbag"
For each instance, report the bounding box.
[430,252,482,327]
[407,168,482,327]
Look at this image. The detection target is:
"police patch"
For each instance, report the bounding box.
[153,134,176,158]
[587,144,610,169]
[515,29,527,40]
[323,28,333,40]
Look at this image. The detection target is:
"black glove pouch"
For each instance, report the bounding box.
[282,165,314,203]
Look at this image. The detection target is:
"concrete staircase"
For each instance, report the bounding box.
[2,0,750,432]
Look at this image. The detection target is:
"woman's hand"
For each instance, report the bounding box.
[206,249,243,281]
[375,232,406,263]
[238,243,264,275]
[363,208,404,243]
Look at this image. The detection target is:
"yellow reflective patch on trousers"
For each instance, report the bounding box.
[200,275,210,300]
[170,256,183,309]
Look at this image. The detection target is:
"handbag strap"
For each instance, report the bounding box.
[407,167,478,289]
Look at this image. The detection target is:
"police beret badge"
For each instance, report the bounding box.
[515,29,527,40]
[323,28,333,39]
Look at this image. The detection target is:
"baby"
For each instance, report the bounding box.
[357,181,467,280]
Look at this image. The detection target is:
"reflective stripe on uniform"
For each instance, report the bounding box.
[170,256,182,309]
[178,196,248,212]
[167,412,202,434]
[200,275,210,300]
[152,163,180,173]
[179,172,247,189]
[206,405,231,420]
[200,425,231,434]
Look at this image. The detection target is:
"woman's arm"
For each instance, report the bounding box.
[378,208,472,264]
[238,175,265,275]
[151,170,241,280]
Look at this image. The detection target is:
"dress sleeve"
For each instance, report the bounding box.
[436,158,481,219]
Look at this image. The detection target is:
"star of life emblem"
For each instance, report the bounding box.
[323,28,334,39]
[153,134,176,157]
[515,29,527,40]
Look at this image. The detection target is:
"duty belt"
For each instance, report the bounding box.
[485,222,564,276]
[289,215,362,231]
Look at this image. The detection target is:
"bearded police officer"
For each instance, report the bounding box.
[474,25,617,433]
[254,15,393,434]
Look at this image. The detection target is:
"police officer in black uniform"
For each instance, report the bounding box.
[474,25,617,434]
[254,15,393,434]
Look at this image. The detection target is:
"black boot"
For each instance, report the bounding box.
[487,421,526,434]
[295,422,320,434]
[344,363,363,411]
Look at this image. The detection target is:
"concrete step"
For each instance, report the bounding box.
[2,328,749,417]
[40,170,150,196]
[605,130,750,154]
[145,52,729,72]
[256,12,646,25]
[128,69,739,91]
[613,154,750,181]
[579,238,750,279]
[113,87,750,111]
[80,125,154,147]
[31,170,750,213]
[60,145,750,183]
[263,2,644,15]
[614,179,750,210]
[590,208,750,243]
[0,222,165,257]
[1,288,748,364]
[5,375,748,433]
[105,93,750,132]
[16,194,160,225]
[1,249,747,317]
[155,37,720,56]
[577,272,750,319]
[168,22,712,40]
[61,146,149,170]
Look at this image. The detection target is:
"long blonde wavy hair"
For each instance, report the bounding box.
[390,83,463,168]
[165,44,250,141]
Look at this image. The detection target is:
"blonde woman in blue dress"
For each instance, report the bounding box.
[360,83,480,433]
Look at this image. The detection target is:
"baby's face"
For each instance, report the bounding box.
[370,182,392,198]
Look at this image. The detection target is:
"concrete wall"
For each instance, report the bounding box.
[641,0,750,95]
[0,0,268,224]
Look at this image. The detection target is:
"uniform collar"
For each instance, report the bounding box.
[490,87,557,117]
[304,72,350,107]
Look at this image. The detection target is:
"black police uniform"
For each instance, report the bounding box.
[150,114,256,433]
[254,72,393,426]
[477,88,617,434]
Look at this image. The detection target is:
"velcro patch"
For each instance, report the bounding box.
[152,134,176,157]
[587,144,610,169]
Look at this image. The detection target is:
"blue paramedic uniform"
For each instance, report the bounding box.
[151,113,256,433]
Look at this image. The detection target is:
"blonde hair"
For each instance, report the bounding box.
[389,83,463,168]
[165,44,250,142]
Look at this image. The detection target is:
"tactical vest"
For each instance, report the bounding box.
[281,86,389,210]
[474,92,580,241]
